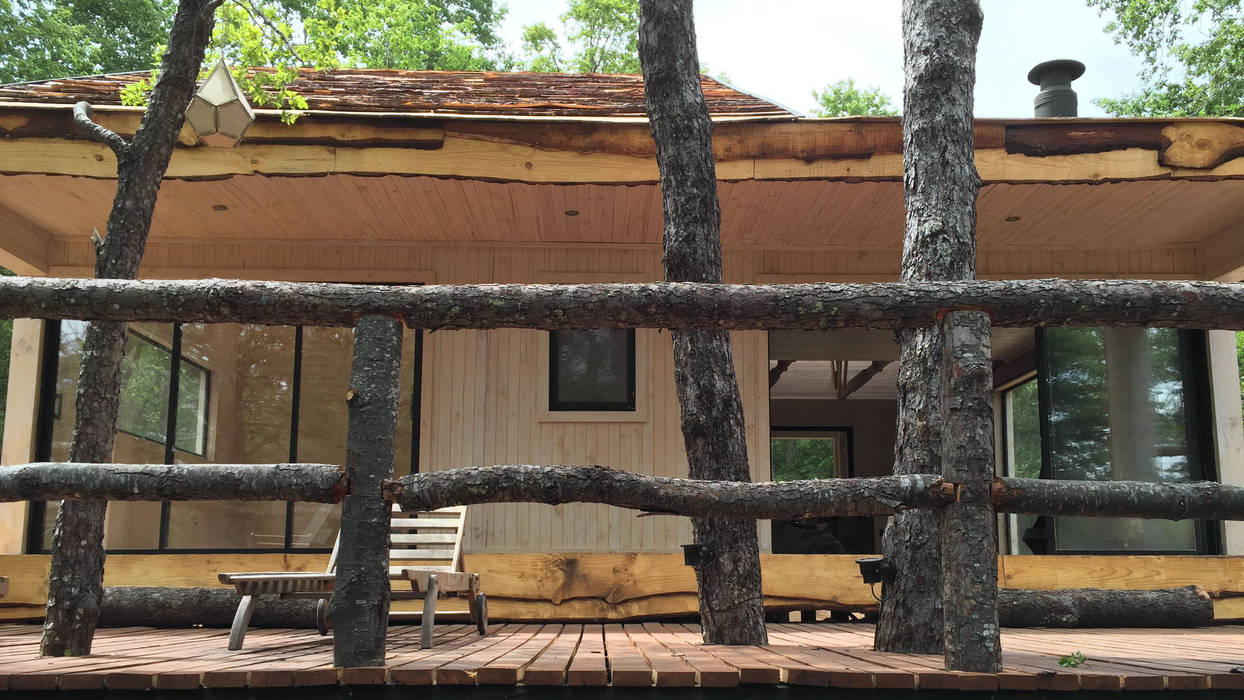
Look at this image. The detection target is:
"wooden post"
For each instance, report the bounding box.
[939,311,1001,671]
[332,315,402,668]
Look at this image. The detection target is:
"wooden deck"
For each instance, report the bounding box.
[1,622,1243,692]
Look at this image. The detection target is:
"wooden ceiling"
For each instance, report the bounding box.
[2,173,1238,252]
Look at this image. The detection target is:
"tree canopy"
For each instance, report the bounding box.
[521,0,639,73]
[1,0,511,112]
[1089,0,1244,116]
[810,78,898,117]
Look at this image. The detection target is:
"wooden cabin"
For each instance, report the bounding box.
[0,70,1242,622]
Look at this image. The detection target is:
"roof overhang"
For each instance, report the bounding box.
[1,105,1243,282]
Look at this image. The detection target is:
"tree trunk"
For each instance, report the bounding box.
[331,315,403,668]
[998,586,1213,628]
[4,276,1244,331]
[637,0,765,645]
[388,467,953,517]
[100,588,317,628]
[939,311,1000,671]
[40,0,220,658]
[0,463,346,502]
[878,0,984,655]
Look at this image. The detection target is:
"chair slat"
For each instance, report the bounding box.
[391,517,462,529]
[389,549,455,560]
[390,533,457,544]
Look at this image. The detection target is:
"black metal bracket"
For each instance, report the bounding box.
[682,543,716,568]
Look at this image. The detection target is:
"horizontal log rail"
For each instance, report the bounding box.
[0,276,1242,330]
[4,463,1242,523]
[0,463,347,502]
[993,477,1244,521]
[384,467,1244,522]
[384,466,956,518]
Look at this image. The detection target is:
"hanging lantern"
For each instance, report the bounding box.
[185,60,255,147]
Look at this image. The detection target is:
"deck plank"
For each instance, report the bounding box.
[0,621,1241,691]
[567,624,608,685]
[523,624,581,685]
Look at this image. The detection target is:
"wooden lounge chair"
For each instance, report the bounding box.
[219,505,487,651]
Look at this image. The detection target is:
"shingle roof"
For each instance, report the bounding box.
[0,68,795,119]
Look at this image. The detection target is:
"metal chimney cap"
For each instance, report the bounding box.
[1027,59,1086,86]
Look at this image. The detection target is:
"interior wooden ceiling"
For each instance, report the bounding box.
[2,173,1240,250]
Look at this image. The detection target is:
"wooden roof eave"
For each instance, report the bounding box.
[2,100,1244,183]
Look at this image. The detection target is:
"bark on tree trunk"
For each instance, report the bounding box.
[100,588,317,629]
[993,478,1244,520]
[387,467,953,517]
[41,0,220,658]
[878,0,984,656]
[637,0,766,645]
[939,311,1000,671]
[998,586,1213,628]
[4,276,1244,331]
[0,463,347,502]
[331,315,402,668]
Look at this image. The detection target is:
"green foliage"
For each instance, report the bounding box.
[9,0,511,121]
[771,438,836,482]
[1238,331,1244,419]
[0,0,175,83]
[521,0,640,74]
[1089,0,1244,116]
[810,79,898,117]
[1058,651,1088,667]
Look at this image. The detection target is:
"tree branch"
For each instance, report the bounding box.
[385,465,954,518]
[1,277,1243,331]
[236,0,304,65]
[72,102,128,156]
[0,463,347,502]
[993,477,1244,521]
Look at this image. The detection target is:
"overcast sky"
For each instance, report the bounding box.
[497,0,1147,118]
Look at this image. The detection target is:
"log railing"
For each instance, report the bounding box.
[3,275,1243,671]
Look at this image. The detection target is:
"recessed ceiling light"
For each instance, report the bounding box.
[1004,215,1021,222]
[212,204,228,212]
[564,209,579,217]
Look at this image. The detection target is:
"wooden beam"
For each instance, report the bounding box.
[0,203,50,275]
[836,360,890,400]
[768,360,793,388]
[2,552,1242,621]
[6,134,1244,184]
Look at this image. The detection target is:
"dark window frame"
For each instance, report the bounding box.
[548,328,637,412]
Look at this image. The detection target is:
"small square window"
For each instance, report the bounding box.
[549,329,636,411]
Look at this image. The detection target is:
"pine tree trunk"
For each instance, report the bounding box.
[331,316,403,668]
[40,0,219,657]
[876,0,984,655]
[637,0,766,645]
[939,311,1000,670]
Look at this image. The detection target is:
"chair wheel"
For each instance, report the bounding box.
[475,593,488,635]
[316,599,331,636]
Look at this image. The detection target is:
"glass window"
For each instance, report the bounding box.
[1003,377,1041,555]
[34,320,420,553]
[165,323,293,550]
[114,331,210,456]
[549,329,635,411]
[1010,327,1213,554]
